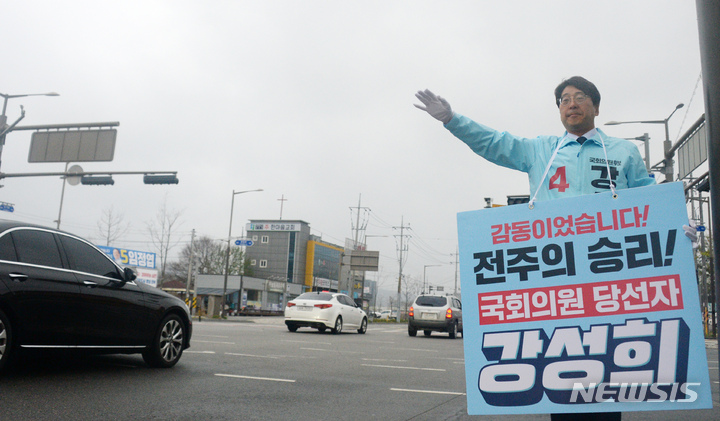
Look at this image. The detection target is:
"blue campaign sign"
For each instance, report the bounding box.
[235,239,254,246]
[97,246,156,269]
[457,182,710,415]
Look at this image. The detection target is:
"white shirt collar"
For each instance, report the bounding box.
[565,128,598,141]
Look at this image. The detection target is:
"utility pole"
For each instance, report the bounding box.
[393,216,410,319]
[451,247,459,296]
[278,194,287,220]
[185,229,196,314]
[349,194,370,302]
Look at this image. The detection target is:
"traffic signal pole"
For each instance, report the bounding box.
[696,0,720,357]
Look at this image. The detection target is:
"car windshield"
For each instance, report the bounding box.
[415,296,447,307]
[296,292,333,301]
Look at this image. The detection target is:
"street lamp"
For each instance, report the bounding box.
[423,264,441,294]
[623,133,651,172]
[605,103,684,182]
[0,91,60,172]
[1,91,60,116]
[220,188,263,318]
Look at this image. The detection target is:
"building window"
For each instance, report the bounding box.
[252,235,258,241]
[261,235,269,244]
[251,259,256,266]
[259,260,268,268]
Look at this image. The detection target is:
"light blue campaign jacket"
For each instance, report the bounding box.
[445,114,656,202]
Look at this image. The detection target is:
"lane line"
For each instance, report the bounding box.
[391,348,439,353]
[225,352,279,359]
[185,350,216,354]
[362,364,445,372]
[192,340,236,345]
[215,373,296,383]
[281,339,333,345]
[391,388,466,396]
[300,347,363,354]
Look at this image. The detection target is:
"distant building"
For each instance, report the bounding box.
[244,220,312,286]
[241,219,375,308]
[191,219,377,315]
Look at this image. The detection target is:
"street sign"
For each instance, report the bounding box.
[235,239,254,246]
[0,201,14,213]
[29,129,117,162]
[697,225,706,232]
[66,164,83,186]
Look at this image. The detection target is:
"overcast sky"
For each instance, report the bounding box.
[1,1,706,298]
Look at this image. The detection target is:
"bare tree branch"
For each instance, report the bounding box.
[146,196,184,285]
[96,205,131,247]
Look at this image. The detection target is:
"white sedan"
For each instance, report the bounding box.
[284,292,368,334]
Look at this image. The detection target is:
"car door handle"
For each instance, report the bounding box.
[9,273,28,282]
[83,280,99,287]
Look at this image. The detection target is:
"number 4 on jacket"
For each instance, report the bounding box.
[549,166,569,192]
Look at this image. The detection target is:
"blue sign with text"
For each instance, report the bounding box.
[457,182,711,415]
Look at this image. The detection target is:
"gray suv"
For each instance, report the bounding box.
[408,294,463,338]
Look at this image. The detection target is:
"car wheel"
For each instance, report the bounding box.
[0,309,13,372]
[423,330,432,337]
[331,316,343,334]
[287,323,298,332]
[357,318,367,334]
[143,314,185,368]
[408,326,417,337]
[449,321,458,339]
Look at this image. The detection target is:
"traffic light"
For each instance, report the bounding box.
[80,175,114,185]
[144,174,179,185]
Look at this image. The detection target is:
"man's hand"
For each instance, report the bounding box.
[414,89,453,124]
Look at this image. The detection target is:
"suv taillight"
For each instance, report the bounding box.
[314,303,333,309]
[409,306,414,317]
[446,308,453,319]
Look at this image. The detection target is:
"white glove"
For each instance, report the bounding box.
[414,89,454,124]
[683,220,698,249]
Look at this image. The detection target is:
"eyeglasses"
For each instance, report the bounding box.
[558,93,590,107]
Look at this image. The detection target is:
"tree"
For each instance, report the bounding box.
[146,197,183,285]
[96,205,131,246]
[164,236,253,285]
[401,275,422,320]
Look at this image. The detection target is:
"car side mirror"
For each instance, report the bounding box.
[123,267,137,282]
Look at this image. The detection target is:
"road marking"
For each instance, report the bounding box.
[391,388,465,396]
[225,352,279,359]
[392,347,439,353]
[362,358,408,362]
[300,347,364,354]
[193,334,230,338]
[185,350,216,354]
[192,340,236,345]
[215,373,295,383]
[362,364,445,372]
[281,339,333,345]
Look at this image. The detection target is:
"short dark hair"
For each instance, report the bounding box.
[554,76,601,107]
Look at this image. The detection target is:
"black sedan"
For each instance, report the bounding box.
[0,220,191,371]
